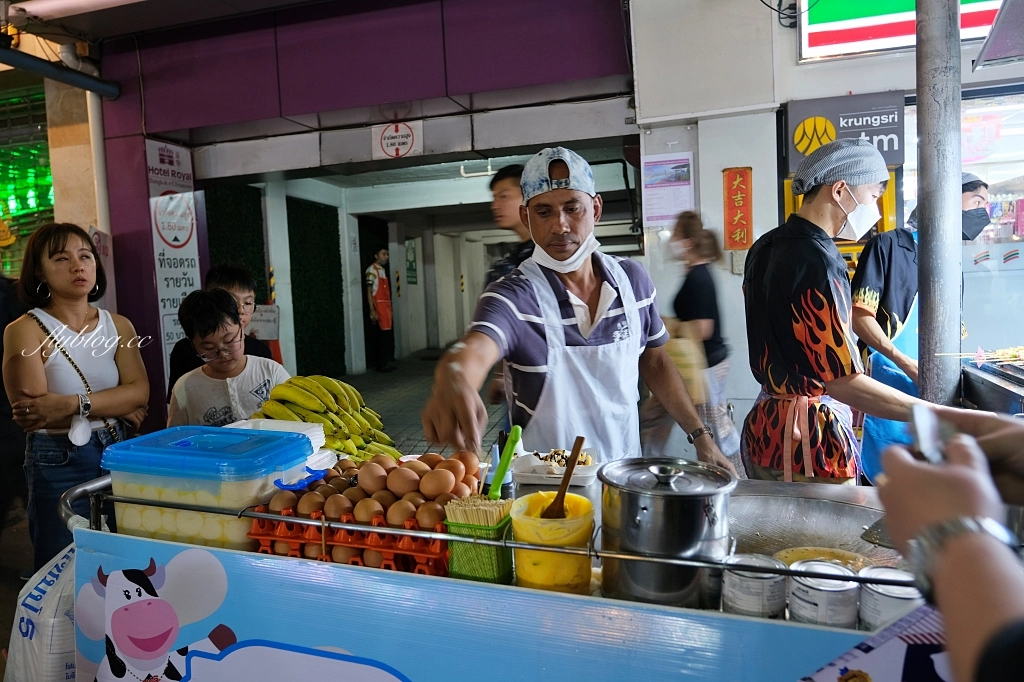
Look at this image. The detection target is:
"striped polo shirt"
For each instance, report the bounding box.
[469,256,667,428]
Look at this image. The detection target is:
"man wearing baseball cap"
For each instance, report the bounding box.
[742,138,932,484]
[852,172,990,481]
[422,147,732,471]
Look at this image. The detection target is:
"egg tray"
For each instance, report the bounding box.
[247,506,449,576]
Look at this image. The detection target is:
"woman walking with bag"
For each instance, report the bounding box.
[2,223,149,570]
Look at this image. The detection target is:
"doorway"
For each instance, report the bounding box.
[359,215,391,370]
[286,196,345,377]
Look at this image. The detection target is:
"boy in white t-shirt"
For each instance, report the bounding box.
[168,289,289,427]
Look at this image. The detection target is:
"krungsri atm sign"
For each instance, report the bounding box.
[798,0,1002,61]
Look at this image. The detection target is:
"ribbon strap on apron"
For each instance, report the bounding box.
[780,395,818,482]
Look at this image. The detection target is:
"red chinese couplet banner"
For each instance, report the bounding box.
[723,167,753,251]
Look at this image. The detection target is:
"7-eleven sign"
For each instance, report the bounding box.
[799,0,1002,61]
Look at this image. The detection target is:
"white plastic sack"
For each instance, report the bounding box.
[4,545,77,682]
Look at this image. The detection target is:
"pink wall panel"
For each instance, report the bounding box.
[276,1,446,117]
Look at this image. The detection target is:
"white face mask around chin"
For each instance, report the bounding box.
[527,212,600,274]
[837,187,882,241]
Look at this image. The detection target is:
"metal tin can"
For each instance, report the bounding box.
[788,560,860,629]
[722,554,788,619]
[857,567,924,631]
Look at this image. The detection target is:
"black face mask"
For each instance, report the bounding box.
[962,207,990,241]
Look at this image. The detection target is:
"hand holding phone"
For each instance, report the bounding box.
[910,404,958,464]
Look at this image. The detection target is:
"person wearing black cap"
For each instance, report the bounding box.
[742,139,939,484]
[852,173,990,481]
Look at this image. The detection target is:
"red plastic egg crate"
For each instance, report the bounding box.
[248,505,449,576]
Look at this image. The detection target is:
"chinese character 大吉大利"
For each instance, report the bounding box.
[730,174,747,190]
[731,191,746,207]
[731,209,747,226]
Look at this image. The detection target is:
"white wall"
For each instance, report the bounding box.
[433,233,460,347]
[394,236,428,358]
[461,237,487,333]
[259,182,297,375]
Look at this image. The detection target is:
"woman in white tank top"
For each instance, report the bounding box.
[1,223,150,571]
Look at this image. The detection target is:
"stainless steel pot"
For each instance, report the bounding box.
[599,458,737,608]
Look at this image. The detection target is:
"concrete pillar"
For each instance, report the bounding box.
[45,78,116,311]
[916,0,963,406]
[261,182,297,374]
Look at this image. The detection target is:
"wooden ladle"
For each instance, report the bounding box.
[541,436,585,519]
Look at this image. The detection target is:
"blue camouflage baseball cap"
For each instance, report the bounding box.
[520,147,596,205]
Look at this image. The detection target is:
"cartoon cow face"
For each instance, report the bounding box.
[98,560,180,663]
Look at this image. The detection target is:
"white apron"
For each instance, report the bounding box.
[514,252,643,463]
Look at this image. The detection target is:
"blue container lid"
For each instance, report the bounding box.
[101,426,313,482]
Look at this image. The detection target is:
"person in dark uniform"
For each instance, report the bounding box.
[166,265,272,397]
[852,172,990,481]
[742,139,931,484]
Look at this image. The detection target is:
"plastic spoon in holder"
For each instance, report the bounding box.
[541,436,584,519]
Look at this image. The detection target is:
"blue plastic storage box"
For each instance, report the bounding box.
[102,426,312,550]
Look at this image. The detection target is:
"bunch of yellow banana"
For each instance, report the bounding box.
[252,375,401,461]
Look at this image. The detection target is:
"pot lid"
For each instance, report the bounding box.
[598,458,737,496]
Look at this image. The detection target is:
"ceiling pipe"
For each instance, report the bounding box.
[0,38,119,98]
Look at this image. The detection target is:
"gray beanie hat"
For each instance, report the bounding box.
[792,138,889,196]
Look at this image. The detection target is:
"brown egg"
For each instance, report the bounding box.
[323,494,353,521]
[331,545,361,563]
[341,468,359,482]
[303,543,324,559]
[273,540,292,555]
[322,469,341,482]
[401,459,431,476]
[386,500,418,528]
[419,453,444,469]
[433,492,457,507]
[461,474,479,494]
[415,501,446,531]
[371,490,398,510]
[296,491,325,518]
[337,459,357,471]
[451,481,471,498]
[435,458,466,482]
[353,498,384,524]
[268,490,298,514]
[401,491,427,507]
[357,462,388,494]
[306,479,324,492]
[328,477,350,493]
[369,454,398,472]
[342,487,368,504]
[419,469,456,500]
[363,549,385,568]
[452,450,480,476]
[315,484,337,498]
[386,467,421,497]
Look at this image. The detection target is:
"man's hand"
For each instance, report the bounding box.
[12,392,75,431]
[421,332,501,452]
[421,368,489,451]
[878,435,1004,554]
[932,406,1024,505]
[369,308,378,324]
[695,436,737,476]
[895,354,919,385]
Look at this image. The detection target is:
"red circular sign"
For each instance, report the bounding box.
[152,190,195,249]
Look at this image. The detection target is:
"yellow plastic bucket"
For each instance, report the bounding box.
[510,492,594,595]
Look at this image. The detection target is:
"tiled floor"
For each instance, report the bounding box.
[344,351,506,462]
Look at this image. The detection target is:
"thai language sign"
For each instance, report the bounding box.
[147,139,200,385]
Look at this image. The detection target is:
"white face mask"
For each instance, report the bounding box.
[526,211,600,274]
[837,186,882,241]
[669,239,687,261]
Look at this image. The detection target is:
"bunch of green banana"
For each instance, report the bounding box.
[251,375,401,460]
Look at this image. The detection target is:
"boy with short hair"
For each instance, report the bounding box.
[166,264,273,397]
[167,289,289,427]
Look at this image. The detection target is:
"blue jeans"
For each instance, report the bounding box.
[24,423,123,571]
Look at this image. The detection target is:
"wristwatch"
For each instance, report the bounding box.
[78,393,92,418]
[909,516,1019,603]
[687,425,714,444]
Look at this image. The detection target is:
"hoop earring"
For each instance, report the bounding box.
[35,282,50,299]
[91,284,99,295]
